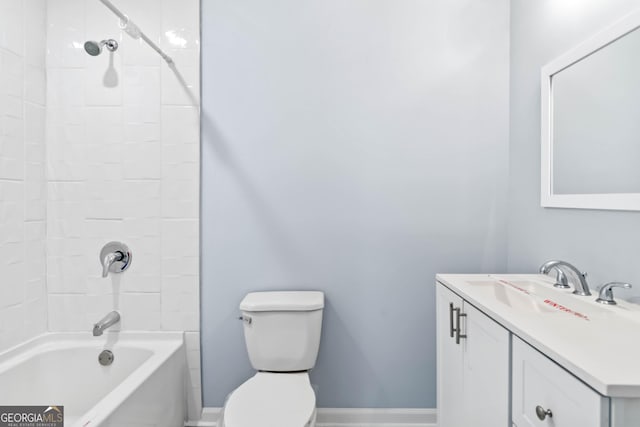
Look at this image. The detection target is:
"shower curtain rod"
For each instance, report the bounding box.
[98,0,174,65]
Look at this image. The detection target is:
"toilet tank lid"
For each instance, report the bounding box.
[240,291,324,312]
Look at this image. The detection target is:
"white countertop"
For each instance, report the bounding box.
[436,273,640,398]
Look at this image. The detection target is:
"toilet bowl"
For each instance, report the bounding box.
[222,372,316,427]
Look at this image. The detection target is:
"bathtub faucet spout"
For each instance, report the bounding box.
[93,311,120,336]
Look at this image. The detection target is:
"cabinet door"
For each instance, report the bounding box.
[462,302,510,427]
[437,283,509,427]
[512,336,609,427]
[436,284,464,427]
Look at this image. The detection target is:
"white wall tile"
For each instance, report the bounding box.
[124,105,160,124]
[47,294,86,331]
[0,0,25,56]
[161,65,199,106]
[162,255,198,276]
[47,68,86,107]
[25,180,46,221]
[85,52,123,106]
[24,0,47,68]
[24,104,46,145]
[4,96,23,121]
[185,331,200,350]
[25,66,46,105]
[46,0,86,68]
[47,255,88,293]
[161,0,199,51]
[24,297,47,338]
[123,66,161,106]
[85,106,123,145]
[161,310,198,331]
[0,305,28,350]
[84,0,121,40]
[0,261,25,307]
[48,237,85,257]
[120,293,161,330]
[187,386,202,422]
[0,117,25,180]
[123,142,161,180]
[2,50,25,98]
[161,224,198,258]
[25,238,46,283]
[122,38,161,67]
[124,122,161,142]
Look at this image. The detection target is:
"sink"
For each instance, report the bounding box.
[486,277,613,319]
[493,284,556,313]
[471,280,556,313]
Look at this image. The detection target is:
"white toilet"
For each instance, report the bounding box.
[221,291,325,427]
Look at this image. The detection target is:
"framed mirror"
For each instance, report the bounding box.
[541,9,640,211]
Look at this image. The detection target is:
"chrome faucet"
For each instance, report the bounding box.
[93,311,120,336]
[100,242,132,278]
[539,260,591,296]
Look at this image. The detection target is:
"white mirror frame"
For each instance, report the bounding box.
[541,9,640,211]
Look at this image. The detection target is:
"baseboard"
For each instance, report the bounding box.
[186,407,436,427]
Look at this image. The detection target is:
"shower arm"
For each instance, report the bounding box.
[98,0,174,66]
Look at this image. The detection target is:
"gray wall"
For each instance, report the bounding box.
[508,0,640,294]
[201,0,510,408]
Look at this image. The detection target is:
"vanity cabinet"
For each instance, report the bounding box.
[436,274,640,427]
[512,336,609,427]
[436,283,510,427]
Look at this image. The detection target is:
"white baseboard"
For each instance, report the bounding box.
[186,407,436,427]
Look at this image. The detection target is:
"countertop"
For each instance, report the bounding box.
[436,273,640,398]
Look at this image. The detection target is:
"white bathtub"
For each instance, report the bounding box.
[0,332,186,427]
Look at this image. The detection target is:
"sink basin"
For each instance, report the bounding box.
[471,280,555,313]
[493,284,556,313]
[487,277,613,320]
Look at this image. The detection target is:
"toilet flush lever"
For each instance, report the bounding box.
[238,315,252,325]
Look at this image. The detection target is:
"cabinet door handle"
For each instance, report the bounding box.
[454,307,467,344]
[535,405,552,421]
[449,303,455,338]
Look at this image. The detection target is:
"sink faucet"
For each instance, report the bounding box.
[539,260,591,296]
[93,311,120,336]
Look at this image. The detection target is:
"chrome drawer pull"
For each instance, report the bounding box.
[535,405,552,421]
[449,303,455,338]
[454,307,467,344]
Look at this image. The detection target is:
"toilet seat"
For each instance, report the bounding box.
[223,372,316,427]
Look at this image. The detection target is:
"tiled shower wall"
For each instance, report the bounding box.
[45,0,201,418]
[0,0,48,351]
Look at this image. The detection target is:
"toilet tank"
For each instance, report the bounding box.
[239,291,324,372]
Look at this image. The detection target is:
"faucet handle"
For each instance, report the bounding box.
[100,241,132,278]
[596,282,632,305]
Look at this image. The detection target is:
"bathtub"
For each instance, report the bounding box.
[0,332,186,427]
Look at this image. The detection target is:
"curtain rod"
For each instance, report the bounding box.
[98,0,174,65]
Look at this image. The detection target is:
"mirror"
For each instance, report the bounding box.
[541,10,640,211]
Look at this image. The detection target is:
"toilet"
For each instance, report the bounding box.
[221,291,325,427]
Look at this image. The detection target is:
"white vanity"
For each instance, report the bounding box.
[436,274,640,427]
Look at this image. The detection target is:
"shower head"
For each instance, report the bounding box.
[84,39,118,56]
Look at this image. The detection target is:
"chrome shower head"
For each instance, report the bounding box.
[84,39,118,56]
